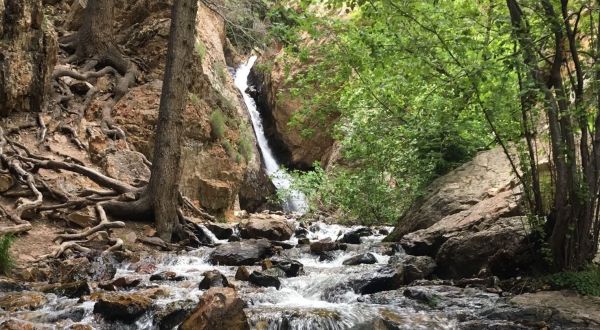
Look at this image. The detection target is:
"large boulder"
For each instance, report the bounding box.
[239,214,294,241]
[205,222,234,240]
[209,239,272,265]
[92,291,154,323]
[249,271,281,289]
[198,270,230,290]
[180,287,249,330]
[0,0,57,117]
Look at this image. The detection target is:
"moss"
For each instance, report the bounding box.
[0,235,14,275]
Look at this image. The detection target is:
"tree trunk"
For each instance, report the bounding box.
[146,0,198,241]
[76,0,129,74]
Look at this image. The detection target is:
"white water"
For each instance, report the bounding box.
[234,56,308,213]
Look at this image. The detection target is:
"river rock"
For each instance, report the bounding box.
[93,291,153,323]
[389,255,436,284]
[249,271,281,289]
[209,239,272,265]
[269,257,305,277]
[298,237,310,245]
[180,287,249,330]
[350,266,404,294]
[153,299,196,330]
[340,227,373,244]
[294,227,310,238]
[0,279,28,292]
[98,277,141,291]
[235,266,251,281]
[37,281,91,298]
[319,251,338,262]
[199,270,230,289]
[343,253,378,266]
[205,222,234,240]
[239,214,294,240]
[150,271,186,282]
[310,239,347,254]
[0,292,47,311]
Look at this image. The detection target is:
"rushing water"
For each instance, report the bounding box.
[234,56,308,213]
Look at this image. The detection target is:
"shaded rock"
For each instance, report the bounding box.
[228,235,241,242]
[0,279,27,292]
[53,255,117,283]
[249,271,281,289]
[180,287,249,330]
[319,251,337,262]
[343,253,378,266]
[150,271,186,282]
[209,239,272,265]
[102,150,150,186]
[0,292,47,311]
[310,239,347,254]
[239,214,294,240]
[388,255,436,284]
[272,240,295,249]
[98,277,141,291]
[154,299,196,330]
[205,222,234,240]
[340,227,373,244]
[350,266,404,294]
[37,281,90,298]
[239,165,278,213]
[297,237,310,245]
[199,270,229,289]
[93,292,153,323]
[235,266,250,281]
[294,227,309,238]
[270,257,304,277]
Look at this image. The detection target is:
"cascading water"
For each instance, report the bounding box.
[234,56,308,213]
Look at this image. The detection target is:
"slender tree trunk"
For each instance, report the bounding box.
[146,0,198,241]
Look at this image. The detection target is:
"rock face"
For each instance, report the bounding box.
[248,54,336,169]
[386,147,532,278]
[0,0,57,117]
[180,287,249,330]
[209,239,272,265]
[239,214,294,241]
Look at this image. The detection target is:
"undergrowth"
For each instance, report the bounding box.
[0,235,14,275]
[548,265,600,296]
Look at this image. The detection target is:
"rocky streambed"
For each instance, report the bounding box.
[1,213,599,330]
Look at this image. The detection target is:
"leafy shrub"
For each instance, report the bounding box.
[210,110,226,139]
[0,235,14,275]
[222,140,235,158]
[548,265,600,296]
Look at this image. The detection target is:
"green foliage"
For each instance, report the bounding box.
[0,235,14,275]
[214,62,228,84]
[188,93,200,106]
[548,265,600,296]
[195,41,206,61]
[210,110,226,140]
[238,136,253,162]
[222,140,236,158]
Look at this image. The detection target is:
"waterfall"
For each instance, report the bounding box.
[234,56,308,213]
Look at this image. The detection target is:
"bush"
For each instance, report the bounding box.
[548,265,600,296]
[188,93,200,106]
[210,110,226,139]
[195,41,206,61]
[214,62,228,83]
[222,140,235,158]
[238,135,253,162]
[0,235,14,275]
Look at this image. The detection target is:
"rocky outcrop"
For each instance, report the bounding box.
[249,54,336,169]
[386,147,532,278]
[0,0,57,117]
[239,213,294,240]
[180,287,249,330]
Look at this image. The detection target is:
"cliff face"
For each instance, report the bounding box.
[0,0,57,116]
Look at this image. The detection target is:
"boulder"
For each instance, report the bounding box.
[209,239,272,265]
[318,251,338,262]
[342,253,378,266]
[270,257,304,277]
[153,299,196,330]
[249,271,281,289]
[310,239,347,254]
[199,270,230,289]
[0,292,47,311]
[350,266,404,294]
[93,292,153,323]
[37,281,91,298]
[298,237,310,245]
[98,277,141,291]
[388,255,436,284]
[339,227,373,244]
[239,214,294,240]
[205,222,234,240]
[102,150,150,186]
[235,266,250,281]
[0,279,28,292]
[180,288,249,330]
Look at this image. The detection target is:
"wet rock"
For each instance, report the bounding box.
[150,271,186,282]
[228,235,241,242]
[180,287,249,330]
[239,214,294,240]
[294,227,310,238]
[310,239,347,254]
[270,257,304,277]
[235,266,250,281]
[0,279,28,292]
[249,271,281,289]
[209,239,272,265]
[340,227,373,244]
[389,255,436,284]
[154,299,196,330]
[319,251,337,262]
[350,266,404,294]
[132,261,158,274]
[98,277,141,291]
[272,240,295,249]
[261,259,273,270]
[205,222,234,240]
[378,228,390,235]
[37,281,90,298]
[403,287,439,306]
[93,292,153,323]
[199,270,230,289]
[0,292,47,311]
[0,319,47,330]
[343,253,378,266]
[297,237,310,245]
[42,307,86,323]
